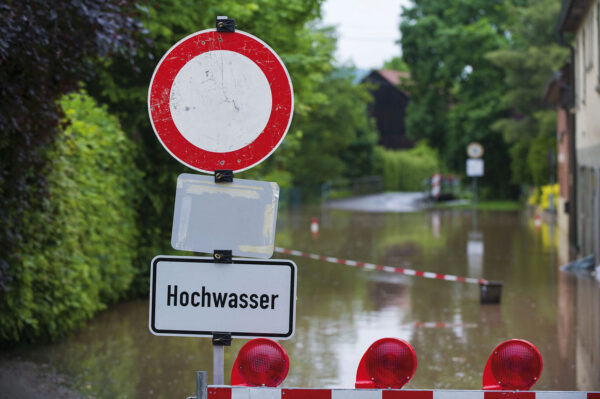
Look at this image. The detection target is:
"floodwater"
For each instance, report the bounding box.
[3,202,600,398]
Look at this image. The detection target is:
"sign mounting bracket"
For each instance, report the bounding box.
[213,250,232,263]
[214,169,234,183]
[216,16,235,32]
[212,332,232,346]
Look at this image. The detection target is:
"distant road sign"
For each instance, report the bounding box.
[467,158,484,177]
[149,256,297,339]
[148,29,294,173]
[467,142,484,158]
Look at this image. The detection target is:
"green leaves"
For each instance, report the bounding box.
[399,0,566,197]
[375,143,442,192]
[0,92,141,342]
[486,0,567,187]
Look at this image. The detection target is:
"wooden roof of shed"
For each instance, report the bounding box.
[376,69,410,86]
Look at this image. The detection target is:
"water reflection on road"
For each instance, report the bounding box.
[4,205,600,398]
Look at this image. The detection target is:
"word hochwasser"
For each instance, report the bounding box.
[166,284,279,310]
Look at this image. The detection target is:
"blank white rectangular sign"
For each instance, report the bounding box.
[466,159,484,177]
[149,256,296,339]
[171,173,279,258]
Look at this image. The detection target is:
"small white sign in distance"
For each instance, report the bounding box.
[171,173,279,258]
[149,256,297,339]
[466,158,484,177]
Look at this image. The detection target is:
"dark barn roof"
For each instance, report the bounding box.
[365,70,410,93]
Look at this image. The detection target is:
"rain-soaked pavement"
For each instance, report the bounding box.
[2,193,599,398]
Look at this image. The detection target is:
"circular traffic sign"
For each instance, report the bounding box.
[148,29,294,173]
[467,142,484,158]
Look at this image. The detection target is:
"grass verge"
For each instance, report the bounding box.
[432,200,523,211]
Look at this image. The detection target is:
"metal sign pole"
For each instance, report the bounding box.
[212,345,224,385]
[472,177,478,231]
[212,332,232,385]
[472,177,478,206]
[196,371,207,399]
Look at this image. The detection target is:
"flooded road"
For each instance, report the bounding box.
[2,204,599,398]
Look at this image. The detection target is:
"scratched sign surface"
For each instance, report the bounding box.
[148,30,294,173]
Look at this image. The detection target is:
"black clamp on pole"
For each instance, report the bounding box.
[212,332,232,346]
[214,169,234,183]
[216,16,235,32]
[213,250,232,263]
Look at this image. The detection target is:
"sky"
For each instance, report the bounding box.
[321,0,412,70]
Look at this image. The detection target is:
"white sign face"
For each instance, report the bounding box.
[466,158,484,177]
[171,173,279,258]
[170,50,272,154]
[467,142,484,158]
[149,256,297,339]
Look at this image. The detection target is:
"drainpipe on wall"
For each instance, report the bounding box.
[557,30,579,257]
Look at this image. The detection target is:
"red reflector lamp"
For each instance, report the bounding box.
[483,339,542,391]
[355,338,417,389]
[231,338,289,387]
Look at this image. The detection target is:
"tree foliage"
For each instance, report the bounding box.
[0,0,143,293]
[399,0,569,195]
[486,0,568,186]
[292,68,378,189]
[85,0,378,293]
[0,92,141,342]
[382,56,410,72]
[400,0,513,197]
[375,142,441,191]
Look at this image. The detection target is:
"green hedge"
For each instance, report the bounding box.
[374,142,441,191]
[0,92,140,342]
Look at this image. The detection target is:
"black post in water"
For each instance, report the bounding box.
[480,281,503,304]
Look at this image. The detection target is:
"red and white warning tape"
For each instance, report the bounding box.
[274,247,488,285]
[206,387,600,399]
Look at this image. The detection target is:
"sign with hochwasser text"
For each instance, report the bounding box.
[149,256,297,338]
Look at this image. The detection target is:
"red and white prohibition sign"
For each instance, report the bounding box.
[148,29,294,173]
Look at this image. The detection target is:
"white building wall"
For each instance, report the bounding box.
[573,1,600,259]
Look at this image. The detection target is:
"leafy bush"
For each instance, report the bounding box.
[0,92,140,342]
[528,184,558,211]
[527,133,556,187]
[375,142,441,191]
[0,1,143,293]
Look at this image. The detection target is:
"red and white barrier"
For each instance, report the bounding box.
[431,174,441,198]
[274,247,488,285]
[311,217,319,238]
[206,387,600,399]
